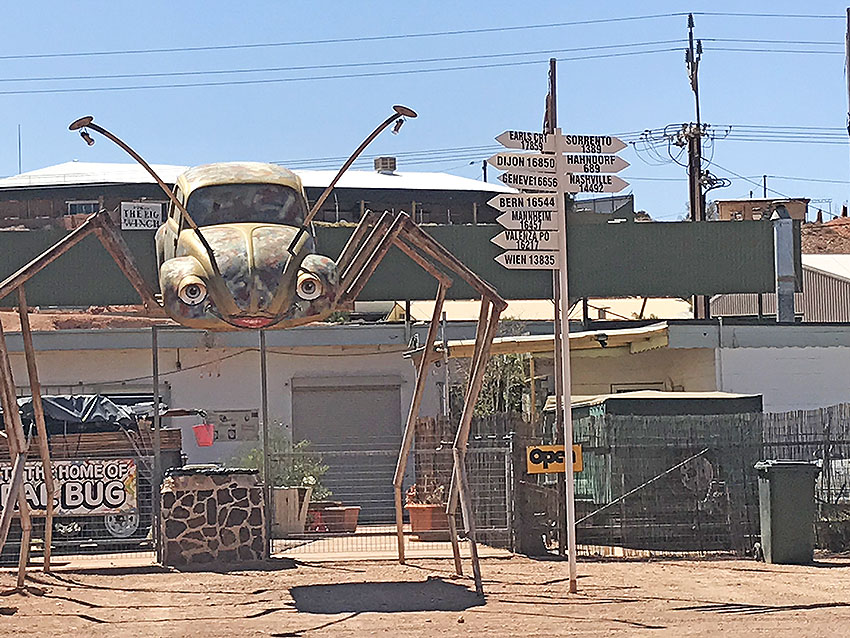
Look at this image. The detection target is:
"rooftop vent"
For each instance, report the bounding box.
[374,156,397,174]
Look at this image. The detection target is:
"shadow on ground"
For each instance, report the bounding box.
[290,578,484,614]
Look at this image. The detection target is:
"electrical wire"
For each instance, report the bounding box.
[0,48,681,97]
[0,14,693,61]
[0,40,687,85]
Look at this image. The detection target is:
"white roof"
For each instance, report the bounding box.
[802,254,850,282]
[0,161,187,188]
[0,161,512,194]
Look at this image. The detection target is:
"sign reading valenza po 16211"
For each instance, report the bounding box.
[0,458,138,516]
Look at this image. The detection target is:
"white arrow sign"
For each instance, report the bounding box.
[487,193,559,212]
[562,154,629,174]
[497,130,627,154]
[496,210,559,231]
[491,229,559,251]
[498,171,559,191]
[496,130,547,151]
[495,250,561,270]
[555,134,627,154]
[562,173,629,194]
[487,152,557,174]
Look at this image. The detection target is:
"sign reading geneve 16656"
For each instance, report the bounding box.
[0,458,138,516]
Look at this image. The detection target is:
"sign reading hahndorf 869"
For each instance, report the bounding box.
[0,458,138,516]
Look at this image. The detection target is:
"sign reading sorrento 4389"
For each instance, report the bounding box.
[0,458,137,516]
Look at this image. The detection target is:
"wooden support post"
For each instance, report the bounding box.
[393,282,448,563]
[16,287,55,572]
[447,298,491,574]
[0,455,26,553]
[0,318,32,588]
[447,300,501,584]
[454,447,483,597]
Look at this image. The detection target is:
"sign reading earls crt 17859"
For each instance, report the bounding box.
[0,458,137,516]
[526,445,583,474]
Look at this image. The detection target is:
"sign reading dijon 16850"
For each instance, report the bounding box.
[0,458,137,516]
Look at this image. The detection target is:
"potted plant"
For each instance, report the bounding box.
[405,477,450,541]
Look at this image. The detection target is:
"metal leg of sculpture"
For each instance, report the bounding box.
[0,317,33,588]
[393,282,448,563]
[17,287,55,571]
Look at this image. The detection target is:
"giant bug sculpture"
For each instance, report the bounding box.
[0,106,505,594]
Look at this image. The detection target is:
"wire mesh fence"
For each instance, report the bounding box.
[268,439,512,558]
[517,404,850,558]
[1,453,157,565]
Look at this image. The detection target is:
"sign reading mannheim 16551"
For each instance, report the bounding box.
[0,458,137,516]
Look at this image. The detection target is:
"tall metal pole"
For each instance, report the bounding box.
[152,326,162,563]
[553,127,578,594]
[544,57,567,557]
[259,329,272,558]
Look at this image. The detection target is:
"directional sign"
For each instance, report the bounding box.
[562,154,629,174]
[491,229,559,251]
[487,193,558,212]
[487,152,557,175]
[497,130,627,154]
[489,152,629,175]
[496,210,559,231]
[562,173,629,194]
[555,134,627,154]
[496,130,547,151]
[498,171,559,191]
[494,250,560,270]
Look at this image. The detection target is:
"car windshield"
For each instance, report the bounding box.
[186,183,307,227]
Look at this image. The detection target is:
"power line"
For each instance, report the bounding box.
[0,39,687,85]
[0,48,680,97]
[0,14,692,61]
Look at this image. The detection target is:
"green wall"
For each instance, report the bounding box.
[0,220,800,306]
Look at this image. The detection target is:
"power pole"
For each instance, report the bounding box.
[686,14,710,318]
[482,159,488,182]
[846,8,850,184]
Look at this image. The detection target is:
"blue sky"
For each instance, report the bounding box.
[2,1,849,220]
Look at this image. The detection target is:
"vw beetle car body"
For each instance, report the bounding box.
[155,161,339,331]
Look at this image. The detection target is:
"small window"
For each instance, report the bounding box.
[65,200,99,216]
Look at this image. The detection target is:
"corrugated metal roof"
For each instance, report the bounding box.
[802,254,850,282]
[441,322,670,359]
[543,390,763,412]
[0,161,512,194]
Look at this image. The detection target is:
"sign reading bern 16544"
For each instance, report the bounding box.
[121,201,163,230]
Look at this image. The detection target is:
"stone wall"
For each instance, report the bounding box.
[161,468,266,566]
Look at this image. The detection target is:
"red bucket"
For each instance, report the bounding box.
[192,423,215,447]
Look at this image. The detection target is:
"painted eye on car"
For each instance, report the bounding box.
[177,276,208,305]
[297,272,322,301]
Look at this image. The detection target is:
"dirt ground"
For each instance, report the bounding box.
[1,554,849,637]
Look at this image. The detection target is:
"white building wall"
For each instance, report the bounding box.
[718,346,850,412]
[7,345,424,465]
[570,347,716,395]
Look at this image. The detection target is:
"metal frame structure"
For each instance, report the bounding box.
[0,108,506,595]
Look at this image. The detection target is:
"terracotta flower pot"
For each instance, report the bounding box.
[405,503,450,541]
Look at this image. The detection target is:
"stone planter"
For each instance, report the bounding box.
[161,467,266,566]
[406,503,450,541]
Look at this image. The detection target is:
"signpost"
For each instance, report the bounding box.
[492,124,630,594]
